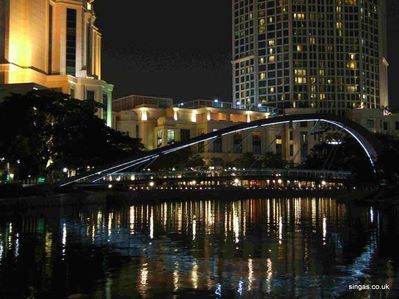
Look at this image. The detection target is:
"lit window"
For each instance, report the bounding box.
[347,61,357,69]
[157,129,163,147]
[260,72,266,80]
[167,129,175,144]
[293,13,305,20]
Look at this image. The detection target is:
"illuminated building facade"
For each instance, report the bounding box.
[232,0,388,115]
[0,0,113,126]
[114,95,399,166]
[113,95,320,165]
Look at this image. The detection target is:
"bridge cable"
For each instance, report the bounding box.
[92,157,159,183]
[225,126,259,162]
[247,136,277,169]
[325,130,348,171]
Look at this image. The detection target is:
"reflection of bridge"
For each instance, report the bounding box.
[59,113,382,187]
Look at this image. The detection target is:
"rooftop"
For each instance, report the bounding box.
[113,95,277,114]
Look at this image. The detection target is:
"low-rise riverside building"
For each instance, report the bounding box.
[113,95,321,165]
[346,109,399,138]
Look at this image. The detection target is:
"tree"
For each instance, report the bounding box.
[234,152,261,168]
[0,90,143,180]
[303,138,374,184]
[262,151,287,168]
[149,149,204,170]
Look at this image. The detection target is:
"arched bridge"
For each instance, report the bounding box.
[59,113,383,187]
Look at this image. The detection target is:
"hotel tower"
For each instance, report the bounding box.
[232,0,389,115]
[0,0,113,126]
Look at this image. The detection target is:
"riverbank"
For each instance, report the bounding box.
[0,187,350,213]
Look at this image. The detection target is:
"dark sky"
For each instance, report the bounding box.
[95,0,399,107]
[95,0,232,102]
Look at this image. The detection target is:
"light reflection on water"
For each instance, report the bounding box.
[0,197,397,298]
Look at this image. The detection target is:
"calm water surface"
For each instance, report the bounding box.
[0,197,398,298]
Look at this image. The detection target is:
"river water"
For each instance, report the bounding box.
[0,197,398,298]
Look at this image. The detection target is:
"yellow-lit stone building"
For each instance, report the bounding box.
[113,95,321,165]
[0,0,113,126]
[113,95,399,166]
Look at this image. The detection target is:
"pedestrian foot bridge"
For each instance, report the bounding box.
[58,113,382,188]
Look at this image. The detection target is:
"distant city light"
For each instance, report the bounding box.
[149,181,155,187]
[63,167,68,173]
[326,140,342,145]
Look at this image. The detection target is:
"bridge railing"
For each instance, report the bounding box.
[102,168,352,182]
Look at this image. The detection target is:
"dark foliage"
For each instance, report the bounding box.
[0,90,143,180]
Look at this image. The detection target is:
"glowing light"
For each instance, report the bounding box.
[15,233,19,257]
[237,279,244,295]
[370,207,374,223]
[266,258,272,293]
[140,263,149,288]
[0,238,3,264]
[192,218,196,240]
[191,261,199,289]
[62,223,67,258]
[233,205,240,243]
[222,125,258,136]
[191,111,197,123]
[150,208,154,239]
[173,262,180,291]
[215,283,222,297]
[248,258,254,291]
[149,181,155,187]
[141,109,148,121]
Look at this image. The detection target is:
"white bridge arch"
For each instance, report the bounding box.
[59,113,382,187]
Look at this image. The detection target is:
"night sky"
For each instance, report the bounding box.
[95,0,399,108]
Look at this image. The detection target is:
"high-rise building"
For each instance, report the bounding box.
[0,0,113,126]
[232,0,389,115]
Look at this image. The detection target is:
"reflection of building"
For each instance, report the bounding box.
[113,95,319,165]
[232,0,388,115]
[0,0,113,126]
